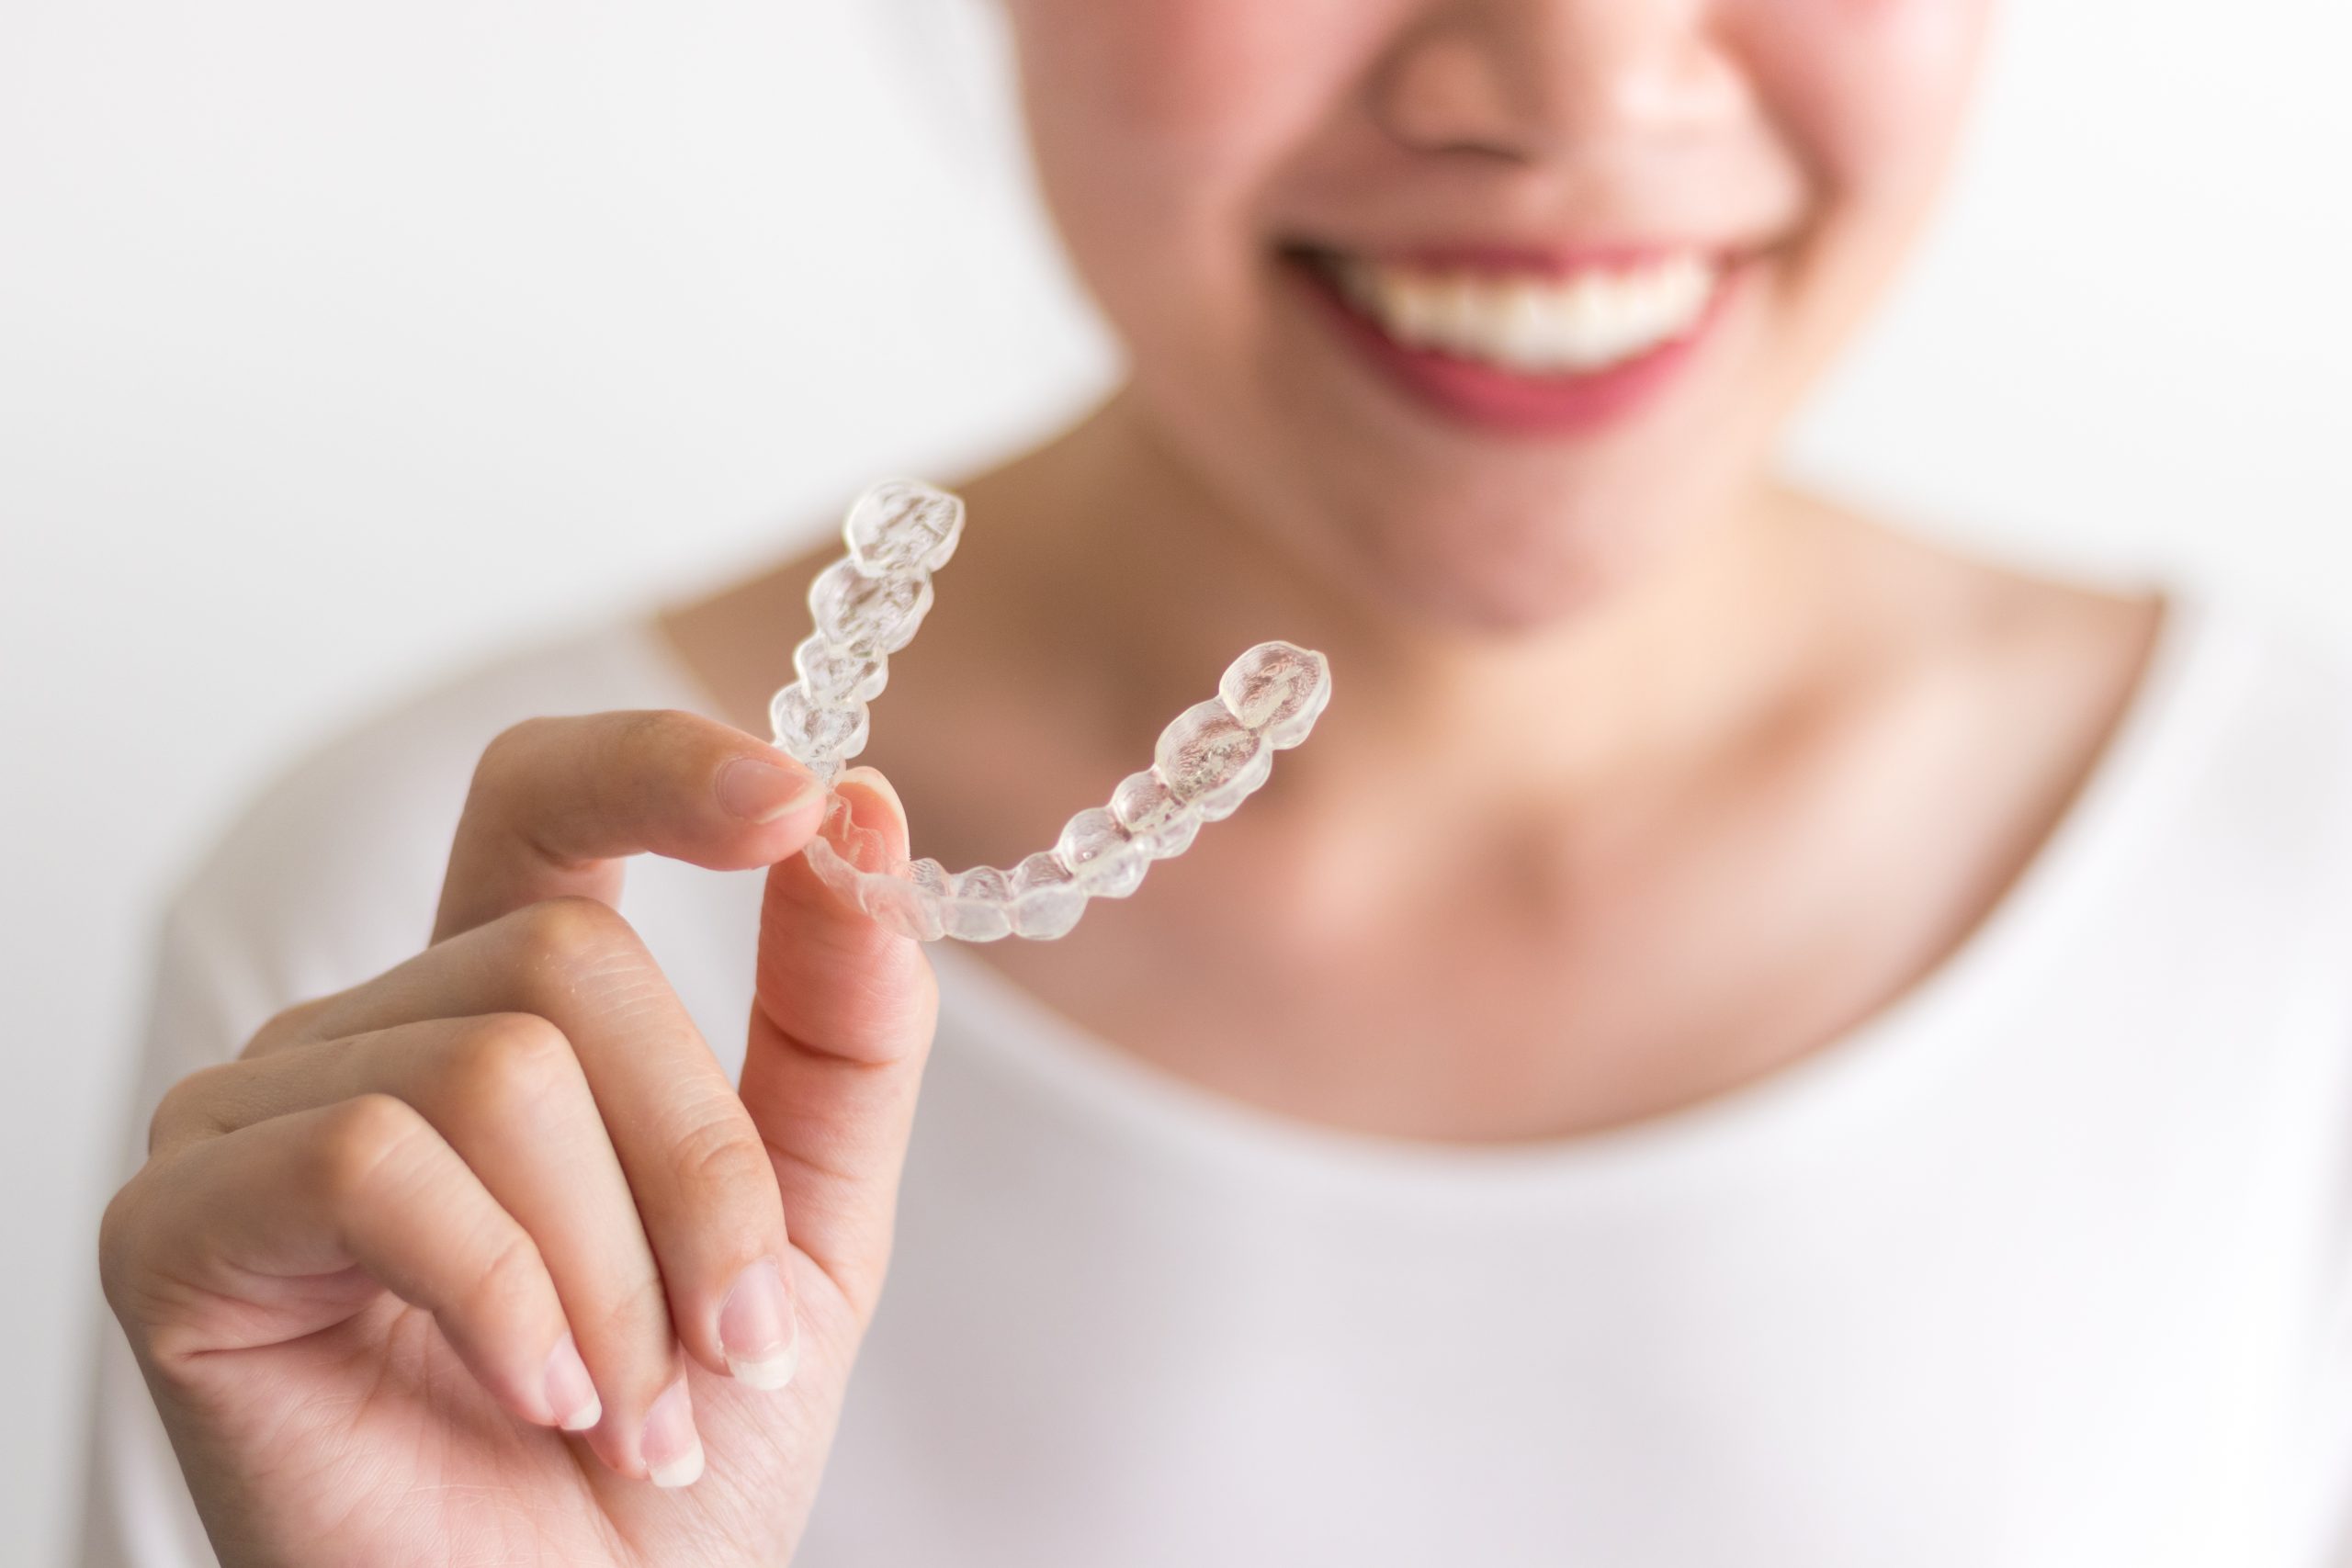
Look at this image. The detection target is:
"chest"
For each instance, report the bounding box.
[965,747,2027,1144]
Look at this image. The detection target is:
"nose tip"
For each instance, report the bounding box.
[1370,2,1744,162]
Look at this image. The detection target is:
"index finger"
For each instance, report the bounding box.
[434,709,828,942]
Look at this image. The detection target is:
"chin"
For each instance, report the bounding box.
[1325,486,1689,638]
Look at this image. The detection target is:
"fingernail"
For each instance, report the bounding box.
[834,764,909,833]
[719,1258,800,1391]
[718,757,823,823]
[642,1378,705,1488]
[544,1333,601,1431]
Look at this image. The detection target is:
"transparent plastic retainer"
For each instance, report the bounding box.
[767,479,1332,942]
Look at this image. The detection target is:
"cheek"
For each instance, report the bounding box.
[1010,0,1396,384]
[1726,0,1992,200]
[1011,0,1377,191]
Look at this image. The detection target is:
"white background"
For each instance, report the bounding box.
[2,2,2345,1562]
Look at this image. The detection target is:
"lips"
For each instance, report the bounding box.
[1280,243,1736,437]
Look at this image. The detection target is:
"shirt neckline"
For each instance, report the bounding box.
[629,578,2236,1201]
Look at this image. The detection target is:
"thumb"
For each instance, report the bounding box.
[739,764,939,1320]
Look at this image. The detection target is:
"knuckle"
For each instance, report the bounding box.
[496,897,661,1023]
[477,716,557,789]
[96,1177,153,1314]
[446,1012,576,1122]
[595,1263,677,1355]
[461,1228,549,1334]
[243,994,336,1057]
[611,709,729,811]
[96,1169,199,1352]
[512,895,639,975]
[147,1063,236,1152]
[315,1092,427,1205]
[616,707,699,769]
[669,1109,774,1209]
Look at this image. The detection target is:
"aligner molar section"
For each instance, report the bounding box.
[1111,769,1203,859]
[808,558,934,658]
[1219,641,1330,750]
[846,479,963,577]
[1056,807,1148,898]
[1155,700,1272,822]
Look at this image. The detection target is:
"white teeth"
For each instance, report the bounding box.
[1328,252,1717,374]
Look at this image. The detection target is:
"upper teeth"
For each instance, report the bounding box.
[1328,252,1718,374]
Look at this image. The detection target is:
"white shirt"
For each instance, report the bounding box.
[84,580,2352,1567]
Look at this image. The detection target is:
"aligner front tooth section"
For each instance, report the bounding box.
[943,865,1015,942]
[1007,851,1087,940]
[808,558,933,657]
[773,477,1331,942]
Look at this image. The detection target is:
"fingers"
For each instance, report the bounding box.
[153,1012,700,1481]
[105,1095,597,1439]
[211,909,795,1474]
[739,766,939,1319]
[141,708,944,1499]
[435,709,829,942]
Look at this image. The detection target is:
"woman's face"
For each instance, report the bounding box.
[1002,0,1993,630]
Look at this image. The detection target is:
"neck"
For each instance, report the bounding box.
[948,388,1839,840]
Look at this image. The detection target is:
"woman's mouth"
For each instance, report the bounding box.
[1280,244,1735,436]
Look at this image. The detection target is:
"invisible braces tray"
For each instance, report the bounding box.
[766,479,1331,942]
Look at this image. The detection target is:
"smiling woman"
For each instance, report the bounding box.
[996,0,1984,630]
[79,2,2352,1565]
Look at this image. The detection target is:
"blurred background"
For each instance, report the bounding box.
[2,0,2345,1560]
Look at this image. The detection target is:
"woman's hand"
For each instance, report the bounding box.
[98,711,938,1567]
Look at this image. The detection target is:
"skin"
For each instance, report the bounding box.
[101,0,2166,1562]
[671,0,2163,1140]
[103,728,935,1563]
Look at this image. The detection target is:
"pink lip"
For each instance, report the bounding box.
[1281,250,1735,438]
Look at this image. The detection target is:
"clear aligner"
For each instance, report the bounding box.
[766,478,1333,942]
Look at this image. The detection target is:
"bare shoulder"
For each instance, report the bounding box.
[1773,488,2172,915]
[1792,487,2166,728]
[1962,558,2168,769]
[1971,558,2167,697]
